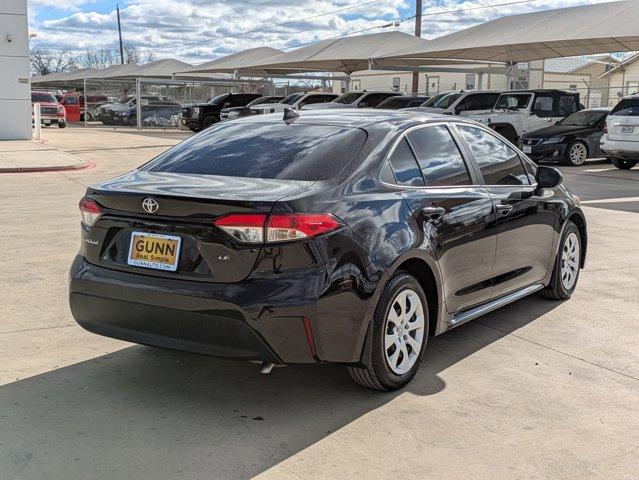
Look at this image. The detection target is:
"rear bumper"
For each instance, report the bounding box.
[68,255,319,364]
[600,137,639,160]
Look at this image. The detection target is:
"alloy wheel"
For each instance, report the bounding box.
[561,232,580,290]
[569,143,587,165]
[384,289,425,375]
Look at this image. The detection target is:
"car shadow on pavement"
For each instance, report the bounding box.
[0,296,561,479]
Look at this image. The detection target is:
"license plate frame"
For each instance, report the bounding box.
[621,126,634,133]
[127,231,181,272]
[523,145,532,153]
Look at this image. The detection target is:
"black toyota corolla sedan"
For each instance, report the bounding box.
[69,109,587,390]
[521,108,611,166]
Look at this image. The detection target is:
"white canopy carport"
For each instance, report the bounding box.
[175,47,283,76]
[117,59,192,79]
[373,0,639,66]
[239,31,481,75]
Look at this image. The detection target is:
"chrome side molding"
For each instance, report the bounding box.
[449,283,544,329]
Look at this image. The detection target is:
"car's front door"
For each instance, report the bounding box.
[392,123,498,313]
[456,124,556,298]
[528,92,557,133]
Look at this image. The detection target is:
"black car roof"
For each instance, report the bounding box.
[236,108,475,129]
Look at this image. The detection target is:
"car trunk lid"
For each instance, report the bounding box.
[84,171,314,282]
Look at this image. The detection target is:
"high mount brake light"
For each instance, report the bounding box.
[213,213,342,244]
[79,196,102,226]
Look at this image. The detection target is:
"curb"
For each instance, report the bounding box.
[0,160,96,174]
[0,140,95,174]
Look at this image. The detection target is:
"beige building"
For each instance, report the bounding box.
[598,53,639,105]
[335,56,621,108]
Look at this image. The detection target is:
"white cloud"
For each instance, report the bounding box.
[28,0,619,64]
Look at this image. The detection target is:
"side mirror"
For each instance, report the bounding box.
[536,165,563,189]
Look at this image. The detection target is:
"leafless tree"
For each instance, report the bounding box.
[123,42,141,64]
[79,48,118,69]
[30,46,78,76]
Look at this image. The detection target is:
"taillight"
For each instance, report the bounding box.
[79,196,102,226]
[266,214,341,242]
[213,214,266,244]
[213,213,342,244]
[602,122,608,134]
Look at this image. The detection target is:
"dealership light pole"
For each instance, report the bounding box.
[411,0,422,94]
[116,4,124,64]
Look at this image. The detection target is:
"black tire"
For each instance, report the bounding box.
[541,221,581,300]
[347,272,429,391]
[565,141,588,166]
[611,157,637,170]
[201,115,218,130]
[58,121,67,129]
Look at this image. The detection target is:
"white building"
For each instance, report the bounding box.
[0,0,30,140]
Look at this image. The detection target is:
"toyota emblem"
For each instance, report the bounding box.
[142,197,159,214]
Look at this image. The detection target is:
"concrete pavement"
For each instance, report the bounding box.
[0,139,89,173]
[0,128,637,480]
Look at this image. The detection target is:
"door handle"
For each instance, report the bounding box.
[420,206,446,221]
[495,203,514,216]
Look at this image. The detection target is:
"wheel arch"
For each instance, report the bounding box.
[357,251,445,368]
[489,122,519,142]
[566,210,587,268]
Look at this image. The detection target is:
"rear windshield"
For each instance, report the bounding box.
[611,98,639,116]
[142,122,367,181]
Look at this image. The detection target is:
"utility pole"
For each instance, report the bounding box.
[411,0,422,94]
[116,4,124,64]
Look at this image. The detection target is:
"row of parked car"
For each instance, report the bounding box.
[31,88,638,170]
[180,88,638,169]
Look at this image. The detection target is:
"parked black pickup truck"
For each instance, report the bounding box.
[181,93,262,132]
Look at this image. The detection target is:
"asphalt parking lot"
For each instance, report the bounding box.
[1,127,638,480]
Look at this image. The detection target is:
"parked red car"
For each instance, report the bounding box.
[58,93,111,122]
[31,91,67,128]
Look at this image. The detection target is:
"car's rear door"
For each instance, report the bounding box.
[392,123,498,313]
[455,124,556,298]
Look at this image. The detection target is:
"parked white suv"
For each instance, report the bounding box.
[249,92,337,115]
[469,90,581,144]
[301,91,401,110]
[600,95,639,169]
[407,90,501,117]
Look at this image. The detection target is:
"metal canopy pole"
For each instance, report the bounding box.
[83,78,88,128]
[135,77,142,131]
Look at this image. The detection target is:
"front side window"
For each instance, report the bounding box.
[386,138,424,187]
[406,125,472,186]
[430,93,462,109]
[495,93,531,110]
[142,123,367,182]
[458,125,530,186]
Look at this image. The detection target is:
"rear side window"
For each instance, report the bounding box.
[386,138,424,187]
[611,98,639,116]
[142,123,366,181]
[559,95,579,116]
[458,125,530,186]
[406,125,472,186]
[532,95,554,116]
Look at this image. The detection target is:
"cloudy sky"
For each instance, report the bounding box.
[28,0,611,64]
